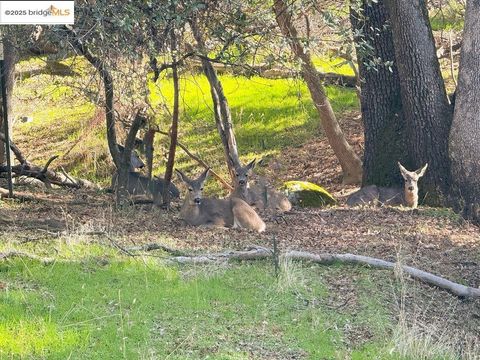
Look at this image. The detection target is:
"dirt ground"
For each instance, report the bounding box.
[1,114,479,340]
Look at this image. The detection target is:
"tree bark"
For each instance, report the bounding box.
[143,128,155,180]
[162,30,180,209]
[384,0,453,203]
[350,1,410,187]
[273,0,363,184]
[190,18,239,182]
[449,0,480,224]
[0,37,16,169]
[116,109,146,205]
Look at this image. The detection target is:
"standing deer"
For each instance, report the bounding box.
[230,159,292,212]
[176,168,266,232]
[347,162,428,208]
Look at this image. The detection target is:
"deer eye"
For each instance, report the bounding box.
[188,188,193,192]
[200,187,204,191]
[235,173,239,177]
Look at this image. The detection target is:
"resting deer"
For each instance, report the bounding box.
[230,159,292,212]
[111,172,180,206]
[112,144,179,205]
[176,168,266,232]
[347,162,428,208]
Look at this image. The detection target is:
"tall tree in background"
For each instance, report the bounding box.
[273,0,363,184]
[449,0,480,223]
[190,16,240,183]
[350,1,409,187]
[384,0,453,203]
[0,36,16,168]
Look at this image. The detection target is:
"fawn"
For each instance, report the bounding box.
[230,159,292,212]
[347,162,428,208]
[176,168,266,232]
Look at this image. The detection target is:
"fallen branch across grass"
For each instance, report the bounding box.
[161,246,480,299]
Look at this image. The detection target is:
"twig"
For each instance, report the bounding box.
[124,243,186,256]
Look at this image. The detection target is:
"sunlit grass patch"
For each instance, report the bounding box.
[0,319,81,358]
[0,241,407,359]
[312,56,356,77]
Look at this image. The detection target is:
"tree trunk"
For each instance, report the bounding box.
[143,128,155,180]
[162,30,180,209]
[273,0,363,184]
[350,1,410,187]
[0,37,16,169]
[190,18,239,182]
[116,109,146,205]
[385,0,453,203]
[449,0,480,224]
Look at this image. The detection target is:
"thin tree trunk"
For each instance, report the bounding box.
[143,128,155,180]
[350,1,410,187]
[190,18,239,182]
[449,0,480,224]
[116,109,146,205]
[273,0,363,184]
[162,30,180,209]
[385,0,453,204]
[0,37,16,169]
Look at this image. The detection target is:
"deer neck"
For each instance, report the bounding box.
[403,187,418,208]
[180,197,202,219]
[234,184,250,200]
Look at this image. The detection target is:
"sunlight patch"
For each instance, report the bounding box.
[0,318,81,357]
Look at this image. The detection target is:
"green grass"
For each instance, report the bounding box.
[429,2,464,31]
[0,240,404,359]
[312,56,356,77]
[12,57,358,186]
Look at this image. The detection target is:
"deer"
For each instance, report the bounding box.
[230,159,292,212]
[111,144,180,205]
[347,162,428,208]
[176,168,266,232]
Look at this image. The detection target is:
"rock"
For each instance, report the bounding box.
[282,181,336,207]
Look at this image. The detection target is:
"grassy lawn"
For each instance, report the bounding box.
[12,57,358,186]
[0,239,404,359]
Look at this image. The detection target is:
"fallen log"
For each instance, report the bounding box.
[159,246,480,299]
[0,132,99,190]
[0,187,36,201]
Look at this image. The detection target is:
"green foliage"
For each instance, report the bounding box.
[429,1,465,31]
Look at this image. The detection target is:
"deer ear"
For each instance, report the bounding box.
[247,159,257,170]
[175,169,187,183]
[416,163,428,177]
[199,167,210,183]
[398,162,409,180]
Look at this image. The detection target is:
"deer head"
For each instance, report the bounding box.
[233,159,256,190]
[398,162,428,208]
[176,168,209,205]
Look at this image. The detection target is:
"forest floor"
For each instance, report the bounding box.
[1,115,479,359]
